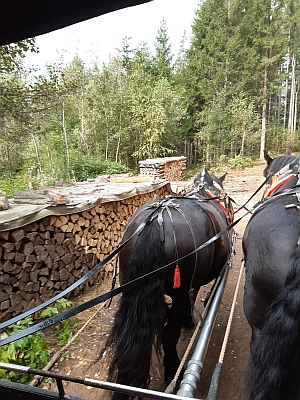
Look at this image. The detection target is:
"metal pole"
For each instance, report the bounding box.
[176,265,229,398]
[0,362,204,400]
[206,259,244,400]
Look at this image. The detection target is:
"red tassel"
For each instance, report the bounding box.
[173,265,181,289]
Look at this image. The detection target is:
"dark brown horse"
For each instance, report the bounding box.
[104,167,233,399]
[242,150,300,400]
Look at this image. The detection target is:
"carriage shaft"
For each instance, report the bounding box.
[177,264,229,398]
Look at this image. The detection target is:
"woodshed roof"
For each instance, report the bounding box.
[0,179,173,231]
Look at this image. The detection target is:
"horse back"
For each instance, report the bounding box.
[119,196,231,292]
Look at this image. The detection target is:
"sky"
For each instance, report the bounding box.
[24,0,200,73]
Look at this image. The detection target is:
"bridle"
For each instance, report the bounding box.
[263,155,300,199]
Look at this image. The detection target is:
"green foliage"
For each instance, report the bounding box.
[184,170,196,179]
[208,165,224,175]
[219,155,253,169]
[184,163,201,179]
[0,39,37,73]
[70,155,130,181]
[40,298,72,318]
[0,299,77,383]
[0,317,51,384]
[0,155,131,198]
[40,299,78,346]
[0,172,34,198]
[153,19,173,80]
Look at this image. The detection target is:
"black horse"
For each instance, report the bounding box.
[104,167,233,399]
[242,149,300,400]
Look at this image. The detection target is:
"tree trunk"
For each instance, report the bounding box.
[206,142,210,165]
[283,71,289,129]
[80,87,86,149]
[5,145,13,180]
[293,89,298,133]
[29,129,43,181]
[260,51,268,159]
[284,31,291,130]
[115,90,123,163]
[101,98,110,161]
[288,53,296,134]
[62,102,70,177]
[240,125,245,156]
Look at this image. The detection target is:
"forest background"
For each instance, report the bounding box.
[0,0,299,197]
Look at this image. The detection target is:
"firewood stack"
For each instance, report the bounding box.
[0,185,173,322]
[139,157,187,181]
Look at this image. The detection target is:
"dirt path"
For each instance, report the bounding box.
[45,161,266,400]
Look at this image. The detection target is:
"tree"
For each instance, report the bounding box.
[152,19,173,80]
[238,0,287,158]
[87,55,128,163]
[0,39,38,177]
[0,39,37,74]
[125,44,184,163]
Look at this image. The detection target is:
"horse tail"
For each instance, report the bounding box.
[248,245,300,400]
[105,220,167,397]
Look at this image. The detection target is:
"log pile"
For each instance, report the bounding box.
[0,184,173,322]
[139,157,187,181]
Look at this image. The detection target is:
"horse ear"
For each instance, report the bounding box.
[284,148,291,156]
[218,173,227,183]
[264,150,273,166]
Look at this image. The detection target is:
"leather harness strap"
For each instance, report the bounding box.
[146,194,231,324]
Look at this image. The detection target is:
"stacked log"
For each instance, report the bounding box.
[139,157,187,181]
[164,160,187,182]
[0,184,173,322]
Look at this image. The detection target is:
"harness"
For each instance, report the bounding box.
[263,155,300,199]
[256,158,300,237]
[143,177,233,325]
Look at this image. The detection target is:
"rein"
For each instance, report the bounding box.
[0,198,171,331]
[234,176,269,213]
[0,195,263,347]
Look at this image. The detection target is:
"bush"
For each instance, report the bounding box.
[0,157,132,198]
[0,172,33,198]
[0,317,52,384]
[0,299,77,384]
[220,155,253,169]
[70,156,130,181]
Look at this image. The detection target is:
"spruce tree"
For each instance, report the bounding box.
[152,19,173,80]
